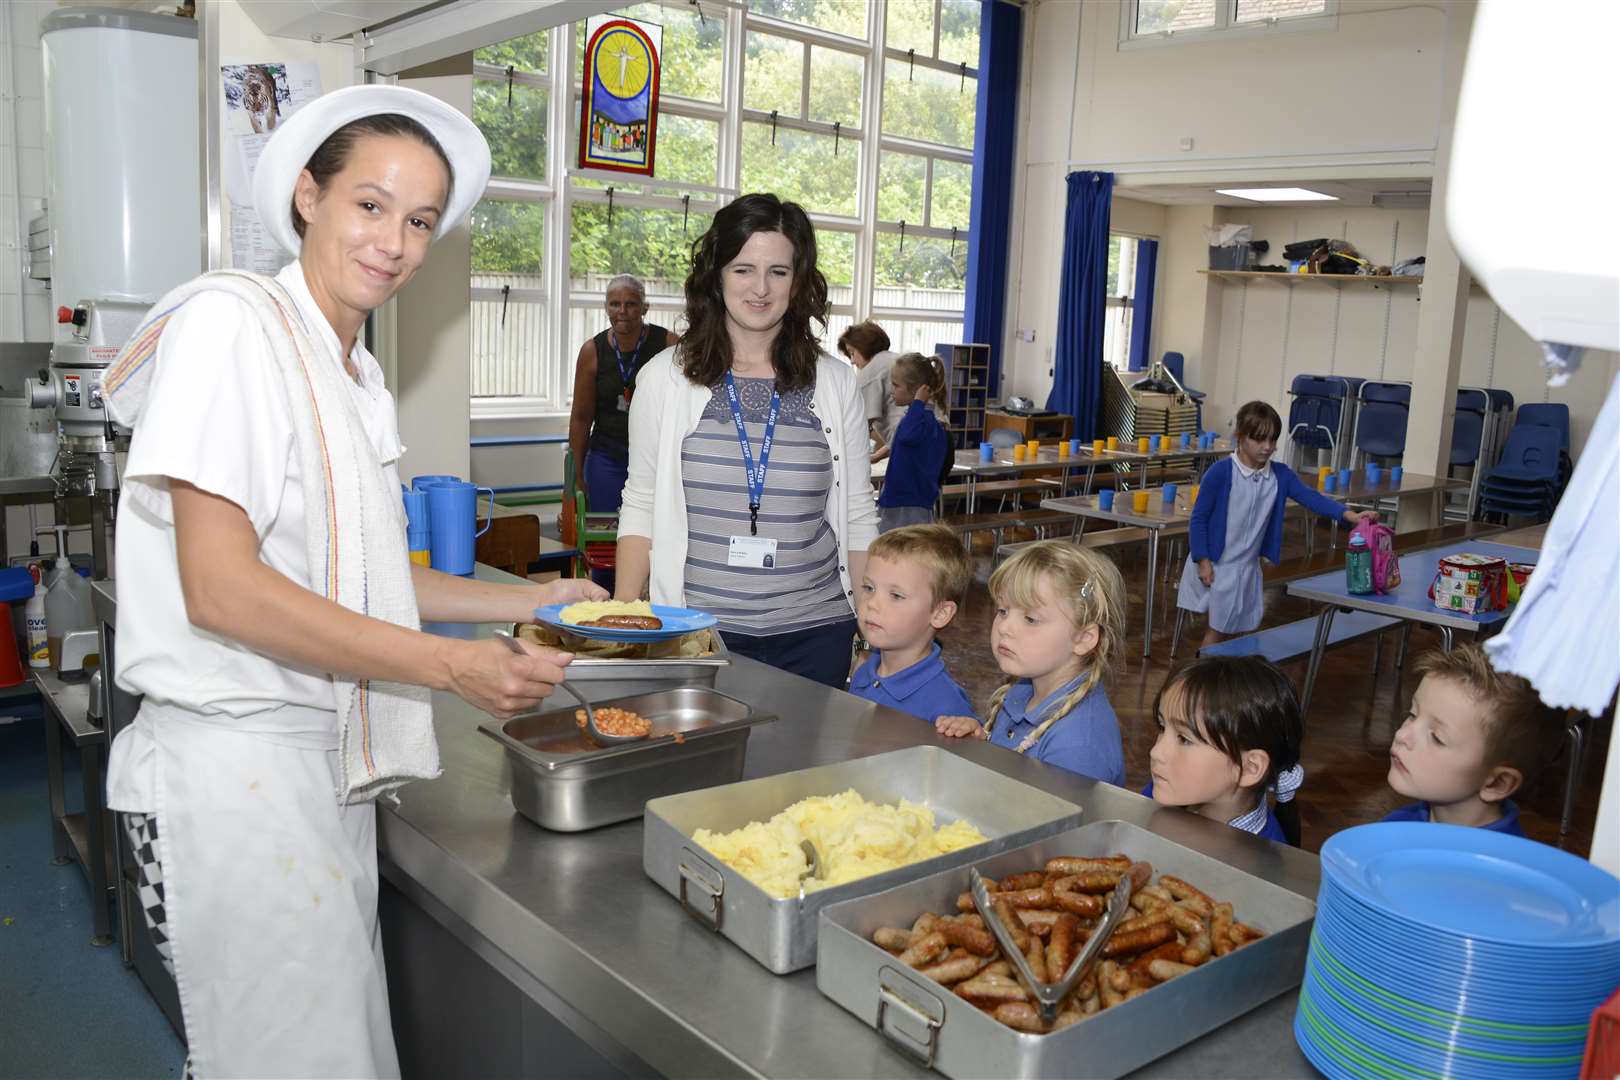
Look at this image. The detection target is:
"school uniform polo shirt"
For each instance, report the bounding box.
[848,643,974,724]
[988,673,1125,787]
[1380,800,1526,837]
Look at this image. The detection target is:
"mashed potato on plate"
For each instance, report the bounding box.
[691,789,988,899]
[557,599,656,625]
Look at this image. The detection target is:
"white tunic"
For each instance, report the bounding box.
[1177,454,1277,634]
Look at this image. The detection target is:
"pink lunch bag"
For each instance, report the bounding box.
[1350,518,1402,594]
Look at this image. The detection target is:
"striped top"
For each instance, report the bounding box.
[681,374,853,634]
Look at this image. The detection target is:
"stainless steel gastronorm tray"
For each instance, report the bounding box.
[479,686,774,832]
[815,819,1317,1078]
[642,746,1085,974]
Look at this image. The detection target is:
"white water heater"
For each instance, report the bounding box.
[42,7,200,339]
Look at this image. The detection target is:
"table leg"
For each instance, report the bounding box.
[1082,463,1097,498]
[43,697,70,865]
[1143,529,1159,658]
[1439,626,1454,653]
[1301,606,1338,716]
[967,474,977,515]
[80,743,114,946]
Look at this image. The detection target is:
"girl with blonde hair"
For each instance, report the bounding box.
[937,541,1128,784]
[876,352,950,532]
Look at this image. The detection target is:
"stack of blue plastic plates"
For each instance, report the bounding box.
[1296,822,1620,1079]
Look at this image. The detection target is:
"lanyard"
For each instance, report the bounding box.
[723,371,780,536]
[610,326,648,400]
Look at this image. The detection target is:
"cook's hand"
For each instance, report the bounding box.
[446,637,573,719]
[936,714,989,740]
[1346,509,1379,525]
[538,577,608,607]
[1198,559,1215,587]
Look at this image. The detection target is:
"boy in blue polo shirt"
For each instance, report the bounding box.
[1382,644,1560,837]
[849,525,974,724]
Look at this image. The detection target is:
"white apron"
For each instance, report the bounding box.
[108,702,400,1079]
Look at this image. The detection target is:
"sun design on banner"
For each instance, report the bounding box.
[578,17,662,177]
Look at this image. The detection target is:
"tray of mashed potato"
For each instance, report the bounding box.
[642,747,1084,973]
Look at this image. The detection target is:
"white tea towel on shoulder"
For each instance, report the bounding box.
[1484,373,1619,716]
[104,269,439,802]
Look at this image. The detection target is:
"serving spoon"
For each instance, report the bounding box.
[493,630,645,745]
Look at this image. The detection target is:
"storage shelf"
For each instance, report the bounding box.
[1199,270,1420,287]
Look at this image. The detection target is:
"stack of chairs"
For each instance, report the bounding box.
[1351,380,1411,469]
[1449,388,1492,521]
[1477,407,1570,522]
[1286,374,1363,473]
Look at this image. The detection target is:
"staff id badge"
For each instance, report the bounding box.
[616,392,632,413]
[728,535,778,569]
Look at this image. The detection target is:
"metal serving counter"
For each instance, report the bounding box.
[387,605,1321,1078]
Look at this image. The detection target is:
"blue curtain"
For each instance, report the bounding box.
[1047,171,1114,440]
[964,0,1021,394]
[1126,238,1158,371]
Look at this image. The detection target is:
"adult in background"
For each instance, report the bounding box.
[838,320,906,462]
[101,86,603,1078]
[615,194,878,688]
[567,273,678,513]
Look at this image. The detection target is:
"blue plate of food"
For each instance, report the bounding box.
[531,601,718,642]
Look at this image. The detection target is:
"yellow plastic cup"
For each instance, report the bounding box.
[1027,439,1040,456]
[1058,442,1070,459]
[1137,437,1150,453]
[1013,444,1026,461]
[1132,490,1150,513]
[1093,439,1105,455]
[1106,436,1119,451]
[1188,484,1200,507]
[1317,466,1331,490]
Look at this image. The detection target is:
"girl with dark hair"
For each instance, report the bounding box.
[614,194,878,687]
[1178,400,1377,649]
[1146,656,1306,845]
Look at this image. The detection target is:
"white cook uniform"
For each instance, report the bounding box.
[106,260,406,1079]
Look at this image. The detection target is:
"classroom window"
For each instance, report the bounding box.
[573,2,724,103]
[1103,235,1138,371]
[740,122,860,218]
[1125,0,1336,45]
[748,0,868,40]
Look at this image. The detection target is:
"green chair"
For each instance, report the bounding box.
[561,449,619,579]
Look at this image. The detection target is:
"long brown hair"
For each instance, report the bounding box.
[892,351,948,423]
[677,193,829,392]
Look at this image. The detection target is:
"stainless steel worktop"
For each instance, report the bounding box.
[390,619,1320,1078]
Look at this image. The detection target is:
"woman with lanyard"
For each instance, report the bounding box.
[100,86,603,1078]
[567,274,678,514]
[614,194,877,688]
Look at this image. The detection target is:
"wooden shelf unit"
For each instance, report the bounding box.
[935,342,992,450]
[1199,269,1421,288]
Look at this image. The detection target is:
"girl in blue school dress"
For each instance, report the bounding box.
[1179,401,1378,651]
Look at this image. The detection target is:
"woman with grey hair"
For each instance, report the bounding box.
[568,274,679,524]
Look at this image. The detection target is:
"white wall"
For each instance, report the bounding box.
[1203,205,1618,459]
[1,1,53,343]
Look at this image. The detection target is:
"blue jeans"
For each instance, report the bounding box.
[721,617,858,689]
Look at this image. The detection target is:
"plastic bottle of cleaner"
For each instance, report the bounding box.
[44,528,95,671]
[1345,531,1373,596]
[25,573,49,669]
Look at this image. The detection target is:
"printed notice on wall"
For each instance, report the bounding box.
[221,63,322,273]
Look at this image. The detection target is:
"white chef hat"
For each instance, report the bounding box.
[251,84,491,257]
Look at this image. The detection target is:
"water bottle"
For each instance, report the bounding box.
[1345,532,1374,595]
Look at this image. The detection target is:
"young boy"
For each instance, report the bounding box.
[849,525,975,724]
[1383,644,1558,836]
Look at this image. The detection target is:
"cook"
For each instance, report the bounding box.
[100,85,604,1079]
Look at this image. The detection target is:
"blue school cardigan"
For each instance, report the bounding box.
[876,400,947,509]
[1189,457,1347,565]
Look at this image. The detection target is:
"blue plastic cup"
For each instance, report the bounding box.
[1368,463,1382,485]
[979,441,994,462]
[1162,483,1178,506]
[1180,432,1192,449]
[1068,438,1082,456]
[1149,434,1162,452]
[1338,468,1352,488]
[426,481,495,575]
[1099,489,1115,511]
[412,473,460,491]
[1324,475,1337,492]
[1390,466,1404,486]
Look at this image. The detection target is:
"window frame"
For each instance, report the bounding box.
[1118,0,1337,49]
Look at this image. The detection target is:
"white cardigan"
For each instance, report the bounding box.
[619,346,879,608]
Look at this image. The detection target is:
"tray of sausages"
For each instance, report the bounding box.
[815,819,1316,1079]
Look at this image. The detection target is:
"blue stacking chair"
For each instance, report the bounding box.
[1352,381,1411,466]
[1478,425,1563,522]
[1450,388,1490,520]
[1286,374,1359,472]
[1514,403,1573,487]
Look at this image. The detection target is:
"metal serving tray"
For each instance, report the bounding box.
[815,819,1317,1078]
[514,624,730,689]
[642,746,1085,974]
[479,686,774,832]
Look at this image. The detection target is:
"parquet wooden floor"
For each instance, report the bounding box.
[931,522,1609,858]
